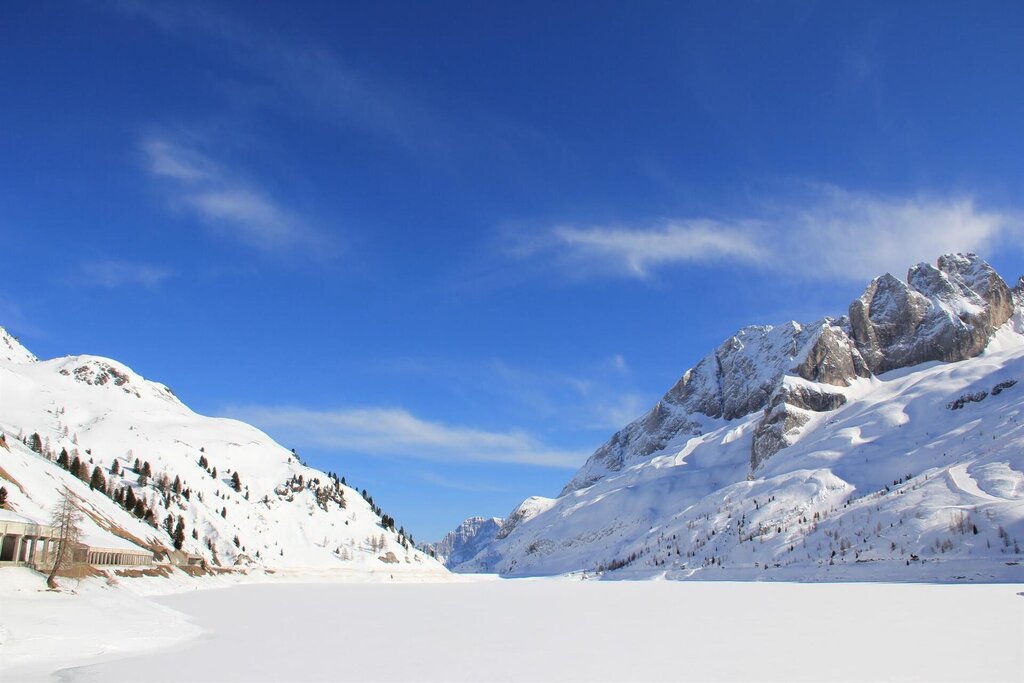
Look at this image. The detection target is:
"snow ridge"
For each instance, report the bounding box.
[0,327,36,364]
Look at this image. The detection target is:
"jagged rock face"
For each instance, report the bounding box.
[751,403,809,472]
[753,323,867,470]
[850,254,1014,374]
[424,516,504,568]
[563,323,830,492]
[793,323,870,387]
[662,323,821,422]
[938,253,1015,330]
[751,383,847,470]
[849,273,933,373]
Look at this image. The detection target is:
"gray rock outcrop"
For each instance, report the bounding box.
[849,254,1013,374]
[422,516,504,568]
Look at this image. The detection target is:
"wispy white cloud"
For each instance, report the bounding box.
[76,259,173,288]
[224,405,587,469]
[512,186,1019,282]
[549,221,764,278]
[584,393,649,431]
[609,354,630,375]
[784,187,1014,281]
[417,471,508,493]
[142,136,328,253]
[142,138,215,182]
[372,353,653,435]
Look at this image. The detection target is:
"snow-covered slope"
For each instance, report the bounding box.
[421,516,503,567]
[455,254,1024,580]
[0,331,444,574]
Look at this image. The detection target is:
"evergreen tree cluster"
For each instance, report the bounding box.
[47,439,198,555]
[362,491,414,549]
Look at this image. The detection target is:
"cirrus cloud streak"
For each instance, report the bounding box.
[512,186,1019,282]
[224,405,588,469]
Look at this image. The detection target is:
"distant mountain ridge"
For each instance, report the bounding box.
[445,254,1024,580]
[420,516,503,566]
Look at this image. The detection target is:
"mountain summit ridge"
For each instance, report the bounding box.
[445,253,1024,580]
[564,253,1018,493]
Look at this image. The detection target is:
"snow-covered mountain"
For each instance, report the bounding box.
[0,329,444,575]
[420,516,503,566]
[452,254,1024,580]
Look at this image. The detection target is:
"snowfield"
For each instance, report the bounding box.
[3,574,1020,682]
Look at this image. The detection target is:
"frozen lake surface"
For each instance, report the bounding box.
[51,579,1023,682]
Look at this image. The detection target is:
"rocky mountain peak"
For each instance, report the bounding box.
[566,253,1018,493]
[850,253,1013,374]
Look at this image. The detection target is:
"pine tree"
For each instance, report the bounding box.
[141,461,152,478]
[221,507,227,518]
[231,471,242,493]
[174,517,186,550]
[125,486,137,510]
[173,475,182,495]
[27,432,43,454]
[57,449,70,470]
[89,466,106,492]
[198,454,208,469]
[133,458,141,473]
[110,459,120,476]
[211,467,217,479]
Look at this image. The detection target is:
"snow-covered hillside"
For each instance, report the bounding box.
[453,254,1024,580]
[420,516,503,566]
[0,328,444,575]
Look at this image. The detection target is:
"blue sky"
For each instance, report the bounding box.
[3,1,1023,540]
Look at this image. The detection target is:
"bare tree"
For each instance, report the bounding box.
[47,487,83,590]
